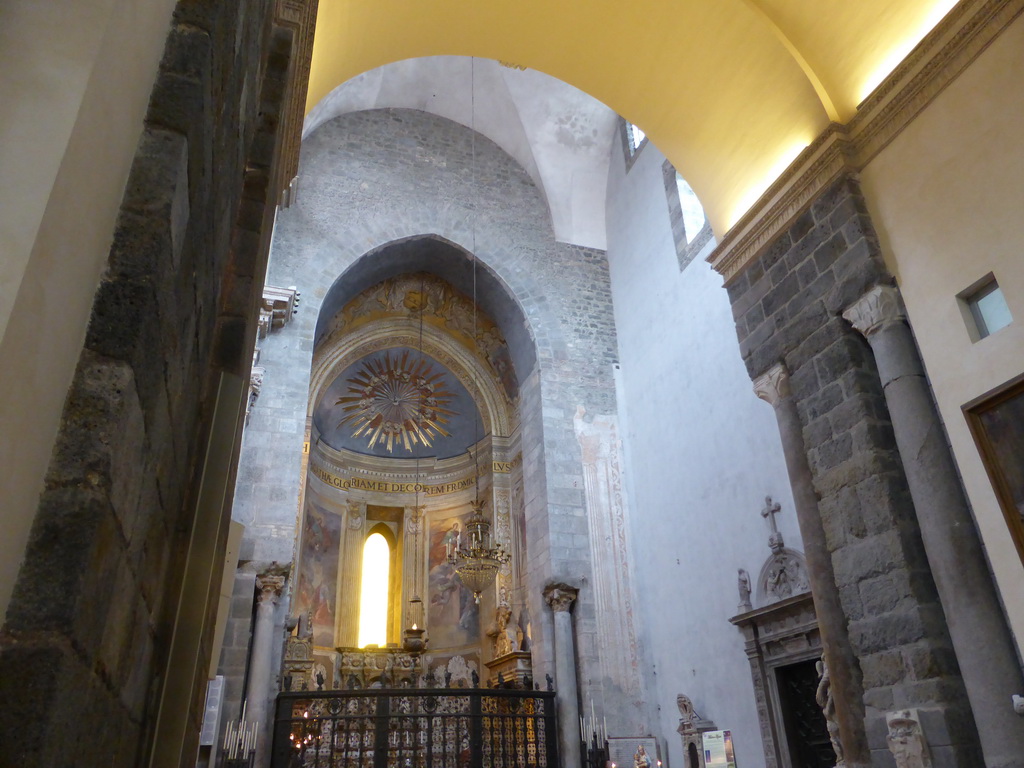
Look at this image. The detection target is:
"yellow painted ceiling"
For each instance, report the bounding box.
[306,0,958,235]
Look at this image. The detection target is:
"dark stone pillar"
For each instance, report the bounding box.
[725,176,982,767]
[753,364,870,768]
[844,285,1024,768]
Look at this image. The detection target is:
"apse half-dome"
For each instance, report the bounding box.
[313,347,485,459]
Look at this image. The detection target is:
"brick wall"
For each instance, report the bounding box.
[726,176,980,766]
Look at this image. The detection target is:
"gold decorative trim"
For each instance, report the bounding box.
[492,455,522,474]
[709,0,1024,285]
[309,464,477,497]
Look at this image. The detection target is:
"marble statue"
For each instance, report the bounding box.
[737,569,753,611]
[494,604,519,657]
[815,656,844,766]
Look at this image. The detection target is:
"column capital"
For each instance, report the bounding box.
[347,499,365,530]
[842,284,905,337]
[404,506,423,536]
[543,583,579,613]
[256,574,286,601]
[753,363,791,407]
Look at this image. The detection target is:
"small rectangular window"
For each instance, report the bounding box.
[959,274,1012,341]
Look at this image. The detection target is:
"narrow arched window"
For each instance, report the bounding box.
[357,532,391,647]
[675,172,707,245]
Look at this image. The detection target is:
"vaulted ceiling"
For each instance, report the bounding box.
[305,0,959,235]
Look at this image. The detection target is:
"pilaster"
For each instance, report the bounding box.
[337,498,365,648]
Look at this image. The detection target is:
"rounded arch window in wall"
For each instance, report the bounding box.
[357,532,391,647]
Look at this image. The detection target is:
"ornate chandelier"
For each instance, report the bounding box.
[446,498,510,603]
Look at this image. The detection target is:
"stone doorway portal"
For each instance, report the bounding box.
[775,659,832,768]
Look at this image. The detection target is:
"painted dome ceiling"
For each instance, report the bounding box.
[314,347,484,459]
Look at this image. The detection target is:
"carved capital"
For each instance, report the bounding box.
[404,506,423,536]
[543,583,579,613]
[256,574,286,602]
[347,500,365,530]
[843,285,905,338]
[753,363,791,407]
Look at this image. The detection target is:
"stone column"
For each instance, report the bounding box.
[246,573,286,768]
[844,285,1024,767]
[545,583,581,768]
[753,364,870,768]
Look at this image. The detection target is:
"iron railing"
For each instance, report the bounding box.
[272,688,558,768]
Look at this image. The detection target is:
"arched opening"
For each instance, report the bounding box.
[295,238,528,687]
[358,529,393,647]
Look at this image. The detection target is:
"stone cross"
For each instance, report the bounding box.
[761,496,784,552]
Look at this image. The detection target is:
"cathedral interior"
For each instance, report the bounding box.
[2,1,1024,767]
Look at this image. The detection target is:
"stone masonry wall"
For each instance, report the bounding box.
[227,108,620,713]
[0,2,286,766]
[725,176,981,767]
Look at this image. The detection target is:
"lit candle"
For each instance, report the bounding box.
[412,623,418,630]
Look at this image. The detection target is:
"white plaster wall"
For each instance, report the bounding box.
[605,141,801,768]
[0,0,178,619]
[859,12,1024,654]
[303,57,618,250]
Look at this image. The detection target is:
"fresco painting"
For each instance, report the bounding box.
[296,503,342,647]
[427,511,479,649]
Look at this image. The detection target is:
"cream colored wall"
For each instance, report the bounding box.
[0,0,178,619]
[860,12,1024,650]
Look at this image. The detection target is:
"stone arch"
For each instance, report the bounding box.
[311,232,538,405]
[260,105,619,714]
[282,115,571,364]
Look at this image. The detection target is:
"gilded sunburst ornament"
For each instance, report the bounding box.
[336,351,457,453]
